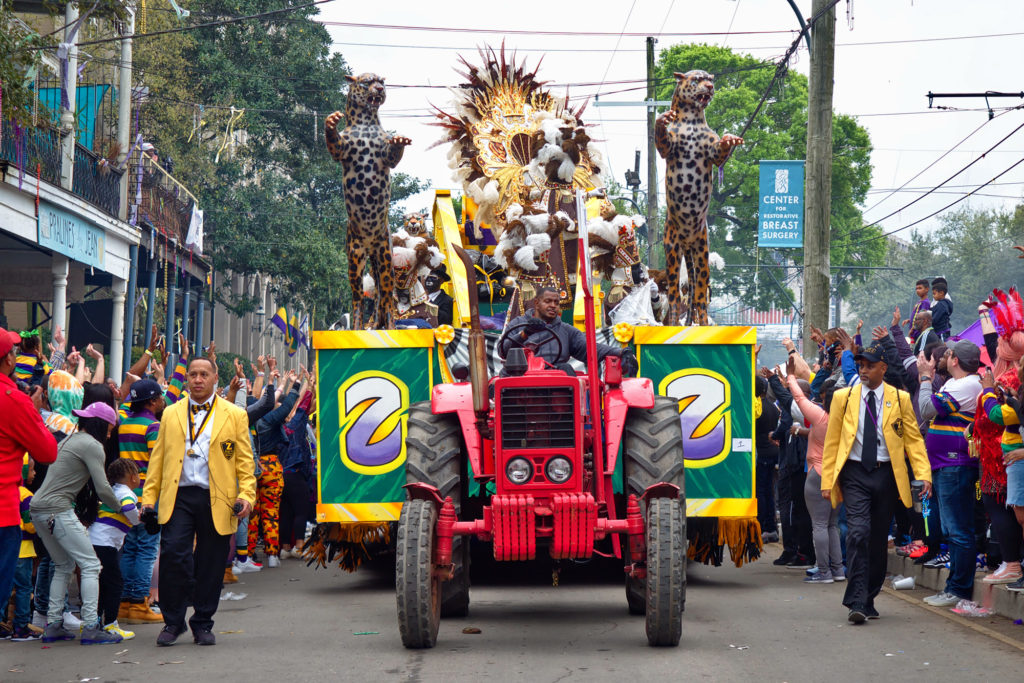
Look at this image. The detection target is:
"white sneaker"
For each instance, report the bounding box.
[62,611,83,631]
[923,591,959,607]
[266,554,281,568]
[232,557,262,574]
[31,611,47,629]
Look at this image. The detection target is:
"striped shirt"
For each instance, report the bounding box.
[924,375,982,469]
[15,353,50,381]
[89,483,140,549]
[19,486,36,559]
[982,391,1022,452]
[118,407,159,491]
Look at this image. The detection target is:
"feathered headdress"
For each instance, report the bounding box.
[983,286,1024,376]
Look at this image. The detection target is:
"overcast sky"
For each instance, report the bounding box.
[316,0,1024,245]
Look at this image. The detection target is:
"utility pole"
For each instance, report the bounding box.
[802,0,836,355]
[646,36,660,267]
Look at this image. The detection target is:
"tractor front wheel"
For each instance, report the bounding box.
[396,498,441,649]
[645,496,685,647]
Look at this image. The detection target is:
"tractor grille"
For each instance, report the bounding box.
[499,387,576,449]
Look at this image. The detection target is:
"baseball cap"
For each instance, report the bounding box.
[853,344,886,364]
[0,326,21,356]
[127,378,163,403]
[72,401,119,425]
[947,339,981,373]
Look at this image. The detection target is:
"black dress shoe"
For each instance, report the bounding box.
[193,629,216,646]
[157,625,185,646]
[847,607,867,624]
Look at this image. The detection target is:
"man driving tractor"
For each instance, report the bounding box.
[499,287,638,376]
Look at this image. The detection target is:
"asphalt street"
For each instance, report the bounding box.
[7,544,1023,683]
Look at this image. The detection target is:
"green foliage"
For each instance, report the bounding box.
[654,44,883,310]
[848,205,1024,332]
[134,0,423,330]
[1,0,46,125]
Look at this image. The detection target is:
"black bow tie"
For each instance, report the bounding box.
[191,401,212,415]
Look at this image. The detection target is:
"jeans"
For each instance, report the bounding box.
[0,525,19,607]
[33,509,102,627]
[934,465,979,600]
[13,557,34,628]
[120,524,161,601]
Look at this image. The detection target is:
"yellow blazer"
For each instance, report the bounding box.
[820,382,931,508]
[141,395,257,536]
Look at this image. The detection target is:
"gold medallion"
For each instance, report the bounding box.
[187,448,196,458]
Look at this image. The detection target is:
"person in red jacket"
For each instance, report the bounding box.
[0,326,58,609]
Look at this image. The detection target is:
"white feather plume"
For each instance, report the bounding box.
[362,273,376,297]
[514,245,538,271]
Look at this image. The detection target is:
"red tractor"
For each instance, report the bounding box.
[396,246,686,648]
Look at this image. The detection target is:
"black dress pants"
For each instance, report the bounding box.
[839,460,896,611]
[159,486,231,633]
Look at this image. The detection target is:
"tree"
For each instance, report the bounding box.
[134,0,423,327]
[654,44,884,312]
[848,205,1024,332]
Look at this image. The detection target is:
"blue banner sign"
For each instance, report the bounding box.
[758,160,805,248]
[37,201,106,270]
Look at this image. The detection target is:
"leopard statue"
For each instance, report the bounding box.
[655,69,743,326]
[325,73,411,329]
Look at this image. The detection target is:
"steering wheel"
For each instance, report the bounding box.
[499,321,563,362]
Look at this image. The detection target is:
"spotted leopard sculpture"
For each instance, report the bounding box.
[655,70,743,326]
[325,73,411,329]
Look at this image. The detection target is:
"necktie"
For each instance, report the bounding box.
[862,391,878,471]
[191,401,211,415]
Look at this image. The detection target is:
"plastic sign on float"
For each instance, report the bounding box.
[757,160,805,248]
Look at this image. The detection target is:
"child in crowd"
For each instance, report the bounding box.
[931,279,953,340]
[11,458,40,641]
[15,330,50,385]
[907,279,931,342]
[89,459,142,640]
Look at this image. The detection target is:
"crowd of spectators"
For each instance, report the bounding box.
[1,324,316,645]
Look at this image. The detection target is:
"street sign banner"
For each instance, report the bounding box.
[757,160,805,248]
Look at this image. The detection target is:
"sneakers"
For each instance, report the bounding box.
[11,625,41,642]
[1007,577,1024,592]
[951,599,992,617]
[62,611,83,631]
[121,600,163,624]
[81,623,124,645]
[832,569,847,582]
[103,622,135,640]
[983,561,1023,584]
[786,554,814,569]
[266,554,281,568]
[908,544,930,559]
[289,547,305,559]
[156,625,185,647]
[31,611,47,629]
[773,551,797,566]
[923,591,960,607]
[923,552,950,569]
[805,567,819,576]
[762,531,780,543]
[804,571,834,584]
[232,557,263,574]
[848,607,867,624]
[41,622,77,643]
[896,540,926,557]
[224,566,239,584]
[976,553,988,570]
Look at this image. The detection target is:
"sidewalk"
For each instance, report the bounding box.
[887,550,1024,620]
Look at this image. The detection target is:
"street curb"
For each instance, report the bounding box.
[887,551,1024,621]
[881,585,1024,652]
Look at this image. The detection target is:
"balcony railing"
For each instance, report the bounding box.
[72,143,123,217]
[0,119,63,186]
[134,153,198,242]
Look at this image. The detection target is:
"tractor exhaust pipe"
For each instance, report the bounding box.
[453,245,489,416]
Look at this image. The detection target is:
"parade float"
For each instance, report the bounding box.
[306,48,761,581]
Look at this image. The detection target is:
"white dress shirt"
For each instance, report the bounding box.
[181,394,216,488]
[848,385,890,464]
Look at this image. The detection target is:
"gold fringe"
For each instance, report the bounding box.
[302,522,393,573]
[686,516,763,568]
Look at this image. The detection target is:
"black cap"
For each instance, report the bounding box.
[127,378,162,403]
[853,344,886,364]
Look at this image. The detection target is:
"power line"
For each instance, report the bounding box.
[313,19,796,37]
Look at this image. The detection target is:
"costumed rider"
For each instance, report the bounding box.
[498,286,638,376]
[424,267,454,327]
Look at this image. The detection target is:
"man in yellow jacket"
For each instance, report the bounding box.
[821,344,932,625]
[141,356,256,646]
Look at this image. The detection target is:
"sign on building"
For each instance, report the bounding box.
[37,201,106,270]
[757,160,805,248]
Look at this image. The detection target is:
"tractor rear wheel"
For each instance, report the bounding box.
[623,395,685,615]
[645,496,685,646]
[396,498,441,648]
[405,402,470,617]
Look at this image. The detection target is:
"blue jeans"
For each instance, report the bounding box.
[34,553,72,616]
[934,465,979,600]
[14,557,34,628]
[0,525,20,610]
[120,525,161,601]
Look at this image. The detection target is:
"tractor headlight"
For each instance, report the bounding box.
[506,457,533,485]
[546,457,573,484]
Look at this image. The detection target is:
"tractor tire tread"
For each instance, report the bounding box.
[396,499,440,648]
[645,497,685,646]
